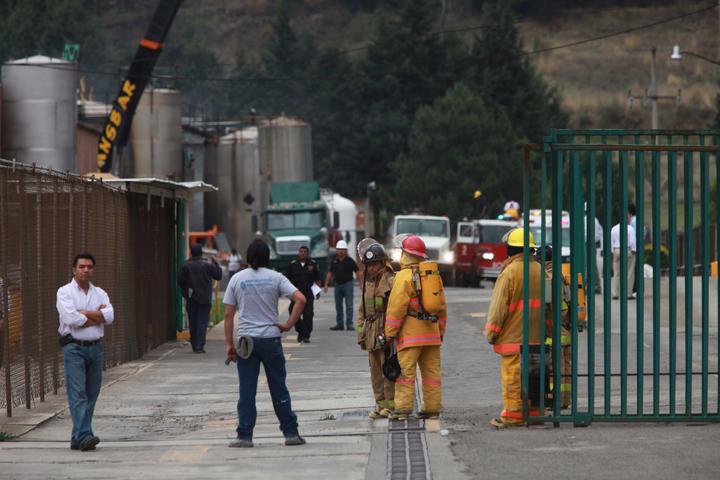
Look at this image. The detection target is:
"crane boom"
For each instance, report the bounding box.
[97,0,183,173]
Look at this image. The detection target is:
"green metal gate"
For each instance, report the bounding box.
[521,129,720,425]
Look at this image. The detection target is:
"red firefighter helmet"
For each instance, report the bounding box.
[401,235,428,258]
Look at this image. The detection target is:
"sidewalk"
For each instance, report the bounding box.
[0,293,462,479]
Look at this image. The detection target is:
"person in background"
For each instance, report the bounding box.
[228,248,243,279]
[472,190,487,218]
[56,253,114,451]
[611,212,637,300]
[286,245,321,343]
[178,244,222,353]
[223,239,306,448]
[324,240,359,331]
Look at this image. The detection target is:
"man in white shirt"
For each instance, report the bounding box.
[610,215,637,300]
[56,253,114,451]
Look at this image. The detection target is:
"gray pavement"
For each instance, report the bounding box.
[443,284,720,480]
[2,282,719,479]
[0,290,463,479]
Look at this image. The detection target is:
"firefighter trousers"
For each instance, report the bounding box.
[548,344,572,408]
[395,346,442,413]
[369,349,394,408]
[500,353,541,425]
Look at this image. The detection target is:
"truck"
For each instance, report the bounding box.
[389,214,454,283]
[521,209,571,261]
[264,181,336,274]
[454,219,518,286]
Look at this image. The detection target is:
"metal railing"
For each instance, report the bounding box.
[521,130,720,424]
[0,161,178,417]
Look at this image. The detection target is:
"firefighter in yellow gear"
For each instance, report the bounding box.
[485,228,549,428]
[385,235,447,421]
[537,245,572,409]
[356,240,396,419]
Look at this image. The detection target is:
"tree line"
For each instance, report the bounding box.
[229,0,566,222]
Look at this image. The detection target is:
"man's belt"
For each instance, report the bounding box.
[59,334,100,347]
[407,310,438,322]
[72,338,100,346]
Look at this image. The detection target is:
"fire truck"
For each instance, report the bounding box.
[454,219,518,286]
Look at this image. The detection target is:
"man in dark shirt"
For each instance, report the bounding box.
[178,244,223,353]
[286,246,321,343]
[324,240,359,331]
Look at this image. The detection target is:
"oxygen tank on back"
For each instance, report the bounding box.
[418,261,443,315]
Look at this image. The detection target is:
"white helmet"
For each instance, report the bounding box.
[335,240,348,250]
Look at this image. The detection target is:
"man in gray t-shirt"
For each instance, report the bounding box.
[223,267,298,341]
[223,239,307,449]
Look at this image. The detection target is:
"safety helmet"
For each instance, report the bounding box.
[362,243,387,264]
[401,235,427,258]
[503,227,537,248]
[335,239,348,250]
[473,190,482,199]
[357,237,378,258]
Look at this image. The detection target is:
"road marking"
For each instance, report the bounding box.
[467,312,486,318]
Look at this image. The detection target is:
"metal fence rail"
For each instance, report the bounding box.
[0,163,177,417]
[521,130,720,425]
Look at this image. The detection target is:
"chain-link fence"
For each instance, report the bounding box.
[0,162,177,417]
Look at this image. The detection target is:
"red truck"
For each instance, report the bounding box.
[454,219,518,286]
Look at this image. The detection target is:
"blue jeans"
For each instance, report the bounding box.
[334,281,354,327]
[63,342,103,446]
[235,337,299,440]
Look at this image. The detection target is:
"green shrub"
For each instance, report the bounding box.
[644,243,669,269]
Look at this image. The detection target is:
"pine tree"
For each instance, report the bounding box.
[392,82,520,222]
[467,0,566,142]
[345,0,464,195]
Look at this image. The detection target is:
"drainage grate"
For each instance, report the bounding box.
[388,427,431,480]
[387,383,432,480]
[389,417,425,432]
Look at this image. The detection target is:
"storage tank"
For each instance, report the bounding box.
[214,127,261,253]
[1,56,78,171]
[258,116,313,184]
[130,88,182,179]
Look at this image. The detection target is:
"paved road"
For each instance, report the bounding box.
[2,284,719,479]
[443,284,720,480]
[0,289,463,480]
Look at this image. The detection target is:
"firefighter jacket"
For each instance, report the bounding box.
[357,264,395,351]
[385,253,447,351]
[485,253,548,355]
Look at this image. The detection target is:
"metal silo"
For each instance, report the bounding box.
[130,88,183,180]
[214,127,260,253]
[258,116,313,184]
[1,56,78,171]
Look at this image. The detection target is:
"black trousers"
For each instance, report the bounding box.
[289,297,314,340]
[187,299,211,351]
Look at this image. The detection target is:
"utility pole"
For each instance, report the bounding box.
[650,46,658,130]
[627,46,681,132]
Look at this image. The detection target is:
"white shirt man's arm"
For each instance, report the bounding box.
[99,289,114,325]
[56,288,88,328]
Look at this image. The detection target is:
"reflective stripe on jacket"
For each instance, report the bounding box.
[485,253,548,355]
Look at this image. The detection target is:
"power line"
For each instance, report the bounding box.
[523,2,718,56]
